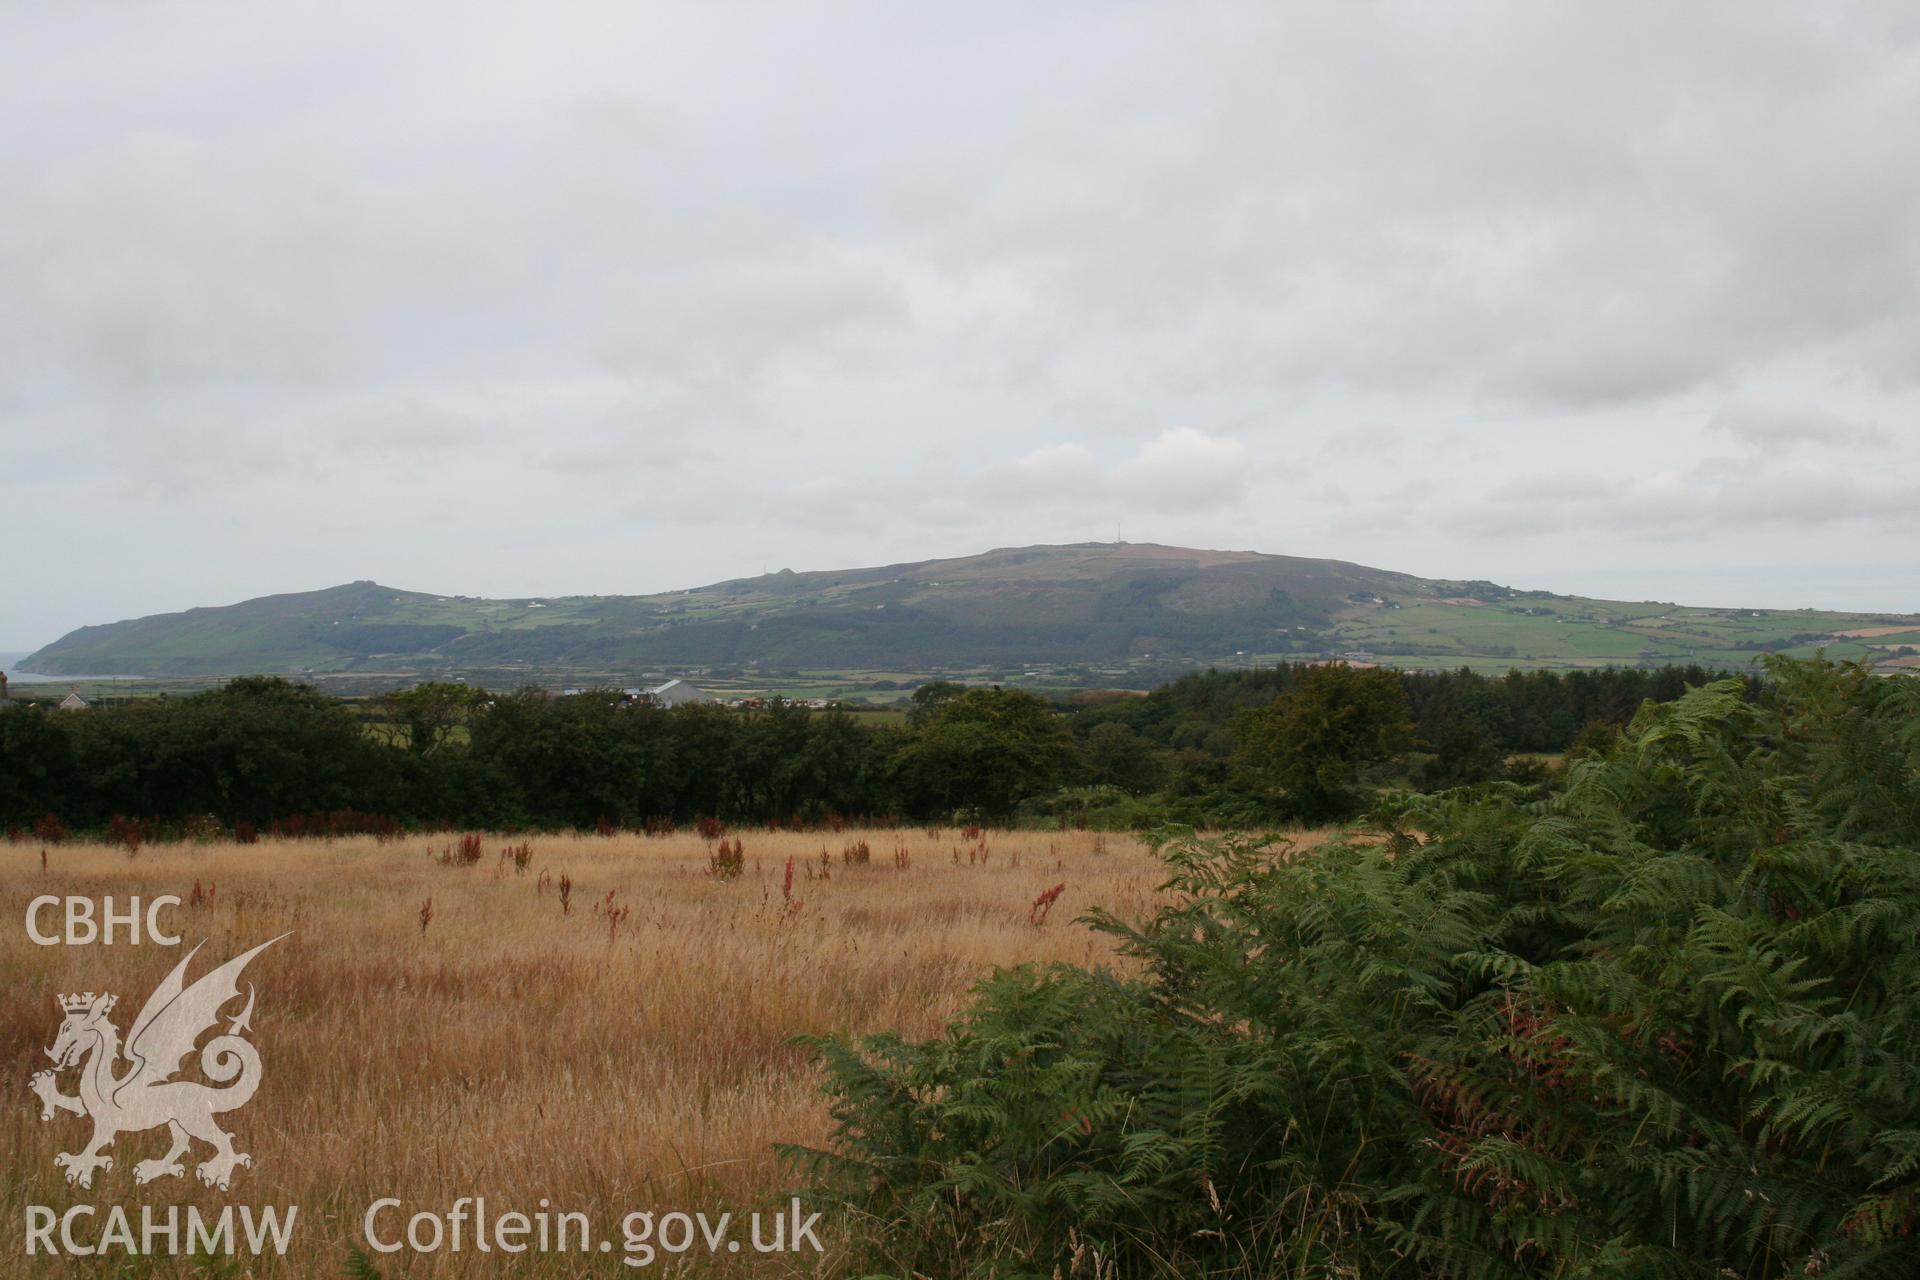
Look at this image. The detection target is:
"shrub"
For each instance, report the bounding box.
[1026,882,1065,927]
[106,814,145,854]
[708,836,746,881]
[1016,785,1179,832]
[438,832,484,867]
[789,658,1920,1277]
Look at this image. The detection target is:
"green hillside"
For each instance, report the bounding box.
[17,543,1920,681]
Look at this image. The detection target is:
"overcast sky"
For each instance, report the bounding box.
[3,1,1917,650]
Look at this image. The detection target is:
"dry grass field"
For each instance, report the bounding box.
[0,826,1325,1277]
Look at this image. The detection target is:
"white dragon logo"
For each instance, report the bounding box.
[29,934,287,1191]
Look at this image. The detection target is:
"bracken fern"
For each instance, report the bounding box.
[788,658,1920,1278]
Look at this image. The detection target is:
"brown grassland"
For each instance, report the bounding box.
[2,826,1322,1276]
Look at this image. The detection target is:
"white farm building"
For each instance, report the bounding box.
[626,679,711,707]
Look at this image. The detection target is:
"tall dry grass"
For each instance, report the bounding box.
[0,826,1323,1276]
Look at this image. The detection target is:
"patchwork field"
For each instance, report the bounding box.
[2,827,1336,1276]
[1320,597,1920,672]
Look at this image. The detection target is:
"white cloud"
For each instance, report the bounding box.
[999,442,1098,498]
[969,430,1253,517]
[1110,429,1252,512]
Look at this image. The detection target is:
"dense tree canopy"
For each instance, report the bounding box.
[0,662,1785,835]
[898,687,1080,820]
[1232,663,1416,819]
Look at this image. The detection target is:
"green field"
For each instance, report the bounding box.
[1321,596,1916,672]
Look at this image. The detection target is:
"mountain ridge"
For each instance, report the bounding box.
[17,543,1920,679]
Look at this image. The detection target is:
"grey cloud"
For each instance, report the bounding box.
[650,428,1253,545]
[906,3,1920,407]
[1483,474,1625,505]
[1708,468,1918,526]
[0,131,499,395]
[593,246,909,387]
[12,3,1920,413]
[1709,400,1891,449]
[1446,460,1918,539]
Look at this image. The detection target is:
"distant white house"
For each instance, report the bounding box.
[58,691,89,711]
[640,678,710,707]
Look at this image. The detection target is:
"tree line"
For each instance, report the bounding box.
[0,663,1754,836]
